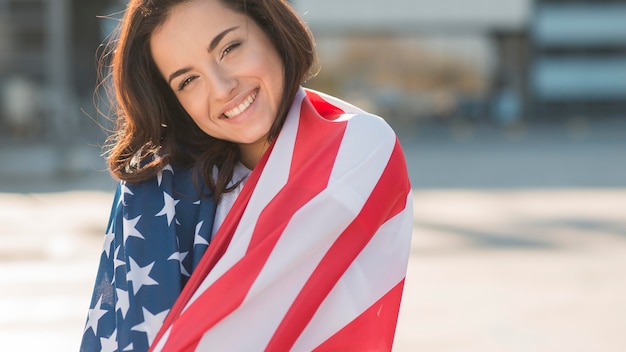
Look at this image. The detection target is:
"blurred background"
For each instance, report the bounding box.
[1,0,625,351]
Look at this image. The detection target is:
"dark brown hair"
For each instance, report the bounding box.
[102,0,315,199]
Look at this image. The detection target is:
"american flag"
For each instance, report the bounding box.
[80,165,217,351]
[82,87,413,351]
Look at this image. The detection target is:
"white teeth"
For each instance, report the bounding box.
[224,91,257,119]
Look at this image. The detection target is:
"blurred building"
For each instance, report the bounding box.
[293,0,531,123]
[530,0,626,117]
[1,0,624,144]
[294,0,626,123]
[0,0,117,143]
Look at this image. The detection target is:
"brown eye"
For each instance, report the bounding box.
[221,42,241,59]
[178,76,197,91]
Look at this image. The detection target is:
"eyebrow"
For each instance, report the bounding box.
[167,26,240,86]
[209,26,239,53]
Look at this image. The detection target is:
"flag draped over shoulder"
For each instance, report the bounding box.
[151,88,413,352]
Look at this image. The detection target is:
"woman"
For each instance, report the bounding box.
[81,0,413,351]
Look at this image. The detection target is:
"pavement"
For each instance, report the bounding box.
[1,117,625,351]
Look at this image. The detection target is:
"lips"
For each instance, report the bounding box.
[223,89,258,119]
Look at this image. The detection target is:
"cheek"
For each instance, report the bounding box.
[258,55,285,102]
[178,92,207,121]
[270,68,285,108]
[269,54,285,91]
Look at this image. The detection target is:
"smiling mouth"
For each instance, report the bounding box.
[223,90,258,119]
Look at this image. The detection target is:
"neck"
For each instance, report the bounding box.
[238,140,269,170]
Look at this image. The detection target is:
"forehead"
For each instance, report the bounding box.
[150,0,248,71]
[154,0,244,41]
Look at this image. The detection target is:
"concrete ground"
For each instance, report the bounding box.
[397,189,626,352]
[1,117,625,351]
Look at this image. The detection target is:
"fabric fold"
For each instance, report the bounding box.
[150,88,413,352]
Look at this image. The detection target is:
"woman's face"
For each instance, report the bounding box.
[150,0,284,168]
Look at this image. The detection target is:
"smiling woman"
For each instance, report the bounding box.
[81,1,413,351]
[150,1,285,170]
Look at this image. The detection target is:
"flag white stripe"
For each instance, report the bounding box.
[192,95,397,350]
[182,90,305,311]
[150,88,412,351]
[327,112,396,189]
[192,197,354,350]
[292,191,414,351]
[247,110,396,298]
[151,327,170,352]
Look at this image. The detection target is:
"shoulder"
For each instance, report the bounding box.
[347,111,396,143]
[305,88,397,145]
[304,90,401,174]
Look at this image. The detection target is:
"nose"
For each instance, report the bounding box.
[208,65,237,102]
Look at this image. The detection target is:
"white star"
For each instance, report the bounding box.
[113,246,125,272]
[100,329,117,352]
[122,343,134,351]
[84,295,108,335]
[168,251,190,276]
[121,182,134,204]
[157,164,174,186]
[193,200,201,205]
[131,307,169,345]
[155,191,179,226]
[127,257,159,295]
[112,245,124,285]
[116,288,130,319]
[123,215,144,244]
[103,224,115,258]
[194,221,209,246]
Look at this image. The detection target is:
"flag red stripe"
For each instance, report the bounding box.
[151,89,412,351]
[149,142,273,351]
[159,225,302,351]
[312,280,406,352]
[155,93,348,351]
[247,94,347,250]
[266,140,411,350]
[306,90,346,120]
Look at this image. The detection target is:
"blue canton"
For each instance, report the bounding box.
[80,165,216,351]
